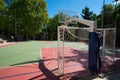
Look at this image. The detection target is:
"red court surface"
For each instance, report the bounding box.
[41,47,90,79]
[0,42,17,48]
[0,47,120,80]
[0,47,90,80]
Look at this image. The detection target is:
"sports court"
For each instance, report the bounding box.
[1,0,120,80]
[0,41,89,80]
[0,11,120,80]
[0,41,120,80]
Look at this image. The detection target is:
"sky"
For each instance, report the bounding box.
[45,0,115,18]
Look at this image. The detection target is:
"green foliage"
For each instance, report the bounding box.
[0,0,4,10]
[104,4,114,27]
[0,15,14,34]
[91,13,97,21]
[0,0,14,35]
[47,14,59,40]
[97,4,120,47]
[115,4,120,47]
[80,6,97,27]
[96,14,102,27]
[81,6,94,20]
[1,0,120,47]
[97,4,114,28]
[2,0,48,40]
[116,4,120,22]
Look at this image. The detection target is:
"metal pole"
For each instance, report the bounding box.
[113,0,118,61]
[114,0,119,28]
[15,8,17,41]
[101,0,105,28]
[102,30,106,61]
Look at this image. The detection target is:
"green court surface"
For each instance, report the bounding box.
[0,41,58,67]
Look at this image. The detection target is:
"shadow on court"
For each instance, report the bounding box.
[10,60,39,66]
[0,47,119,80]
[29,59,60,80]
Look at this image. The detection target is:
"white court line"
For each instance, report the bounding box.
[0,63,38,69]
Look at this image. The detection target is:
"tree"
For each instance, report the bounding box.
[116,4,120,23]
[6,0,48,40]
[91,13,97,21]
[80,6,97,28]
[0,0,4,10]
[97,4,120,47]
[115,4,120,47]
[97,4,114,28]
[81,6,94,20]
[103,4,114,27]
[96,14,102,27]
[47,14,60,40]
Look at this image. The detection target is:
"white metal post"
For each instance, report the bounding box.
[62,26,65,74]
[57,26,60,70]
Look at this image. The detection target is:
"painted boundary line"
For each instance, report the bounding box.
[0,47,83,80]
[0,47,88,79]
[0,42,18,48]
[0,63,38,69]
[0,70,40,79]
[0,64,81,79]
